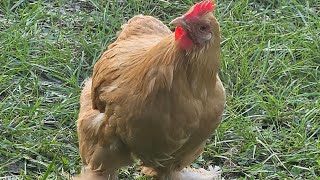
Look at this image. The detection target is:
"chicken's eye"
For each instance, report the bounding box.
[199,25,208,32]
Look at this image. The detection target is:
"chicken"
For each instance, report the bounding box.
[76,0,225,179]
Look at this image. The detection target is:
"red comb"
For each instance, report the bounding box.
[184,0,216,19]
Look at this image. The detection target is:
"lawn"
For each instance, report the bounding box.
[0,0,319,179]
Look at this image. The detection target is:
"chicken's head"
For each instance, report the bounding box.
[171,0,218,50]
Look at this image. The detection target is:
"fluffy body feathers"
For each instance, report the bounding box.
[76,1,225,179]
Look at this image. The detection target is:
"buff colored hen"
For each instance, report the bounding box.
[76,1,225,179]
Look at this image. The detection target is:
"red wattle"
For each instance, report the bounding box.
[175,26,193,50]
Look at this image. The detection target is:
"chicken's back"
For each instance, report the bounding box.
[115,15,172,45]
[92,15,172,112]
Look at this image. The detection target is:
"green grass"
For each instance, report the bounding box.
[0,0,319,179]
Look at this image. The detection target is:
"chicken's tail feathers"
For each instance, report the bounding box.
[79,78,94,110]
[112,15,171,49]
[116,14,145,37]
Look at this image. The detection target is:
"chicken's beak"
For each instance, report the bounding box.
[170,16,188,29]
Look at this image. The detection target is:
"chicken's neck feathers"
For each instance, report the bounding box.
[124,32,220,101]
[144,33,220,76]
